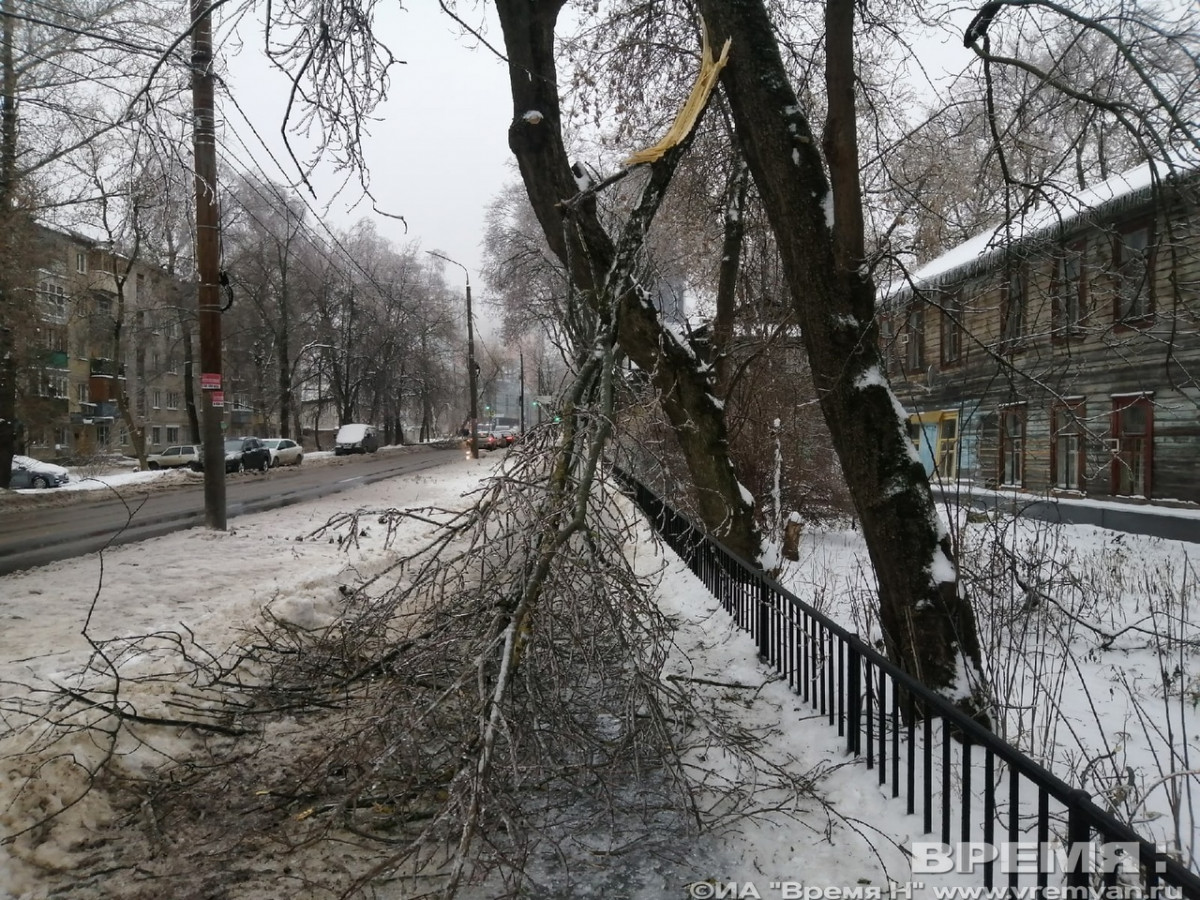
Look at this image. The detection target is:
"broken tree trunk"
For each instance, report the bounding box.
[494,0,761,563]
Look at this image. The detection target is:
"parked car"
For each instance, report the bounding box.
[479,431,502,452]
[9,455,70,489]
[334,424,379,455]
[193,437,272,474]
[261,438,304,468]
[493,426,518,448]
[146,444,199,470]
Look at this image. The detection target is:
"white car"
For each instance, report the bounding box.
[10,455,70,489]
[261,438,304,468]
[146,444,200,470]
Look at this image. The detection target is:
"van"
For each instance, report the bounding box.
[334,423,379,455]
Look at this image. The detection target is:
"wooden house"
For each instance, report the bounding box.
[882,159,1200,504]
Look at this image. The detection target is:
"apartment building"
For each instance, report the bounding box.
[21,225,262,460]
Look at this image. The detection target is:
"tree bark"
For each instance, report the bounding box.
[696,0,988,715]
[714,157,749,394]
[495,0,761,562]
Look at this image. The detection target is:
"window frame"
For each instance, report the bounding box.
[940,289,964,367]
[904,305,925,373]
[1051,239,1087,341]
[1000,264,1026,349]
[1113,220,1155,325]
[998,404,1025,488]
[1050,399,1087,492]
[1110,395,1153,497]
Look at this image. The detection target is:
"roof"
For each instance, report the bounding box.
[886,152,1200,300]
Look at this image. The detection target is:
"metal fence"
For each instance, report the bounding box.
[616,470,1200,899]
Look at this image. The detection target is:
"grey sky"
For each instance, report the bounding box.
[221,3,514,287]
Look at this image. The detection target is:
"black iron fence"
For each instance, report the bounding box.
[616,470,1200,899]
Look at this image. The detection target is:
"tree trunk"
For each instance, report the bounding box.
[696,0,988,716]
[495,0,760,562]
[714,157,749,394]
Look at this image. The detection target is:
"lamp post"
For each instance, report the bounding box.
[427,251,478,460]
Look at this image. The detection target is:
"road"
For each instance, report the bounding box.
[0,445,460,576]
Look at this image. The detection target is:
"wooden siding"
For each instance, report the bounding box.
[884,180,1200,504]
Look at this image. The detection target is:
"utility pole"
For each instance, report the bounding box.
[0,0,17,489]
[427,252,478,460]
[519,349,525,434]
[191,0,225,528]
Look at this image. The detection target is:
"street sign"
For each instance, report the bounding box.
[201,373,221,390]
[211,391,224,408]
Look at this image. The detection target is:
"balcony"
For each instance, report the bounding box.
[89,358,126,378]
[40,350,69,369]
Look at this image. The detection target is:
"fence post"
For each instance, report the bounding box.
[1065,790,1091,893]
[757,575,770,660]
[847,643,861,755]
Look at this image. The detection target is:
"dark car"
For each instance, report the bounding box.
[193,437,272,474]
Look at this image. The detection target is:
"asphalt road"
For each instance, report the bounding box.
[0,445,461,576]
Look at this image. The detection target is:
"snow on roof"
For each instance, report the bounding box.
[886,152,1200,301]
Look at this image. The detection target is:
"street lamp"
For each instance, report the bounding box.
[427,251,479,460]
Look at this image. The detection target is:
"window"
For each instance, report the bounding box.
[43,372,69,399]
[96,424,110,446]
[167,351,179,374]
[941,291,963,366]
[136,273,145,301]
[40,280,68,324]
[152,389,162,409]
[166,426,180,443]
[1052,241,1086,338]
[151,426,162,445]
[999,406,1025,487]
[904,306,925,372]
[167,391,179,410]
[911,411,960,479]
[1051,400,1086,492]
[1111,396,1153,497]
[76,251,87,274]
[152,350,161,371]
[96,296,113,317]
[118,427,128,447]
[1001,266,1025,346]
[77,383,89,404]
[935,414,958,479]
[1114,223,1154,322]
[878,316,896,372]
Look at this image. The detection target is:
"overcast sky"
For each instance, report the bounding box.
[219,3,514,289]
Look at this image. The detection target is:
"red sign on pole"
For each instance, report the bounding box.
[211,391,225,408]
[201,373,221,391]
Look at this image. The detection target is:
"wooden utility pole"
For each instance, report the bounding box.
[191,0,226,528]
[0,0,18,489]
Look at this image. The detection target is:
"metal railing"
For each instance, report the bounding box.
[615,469,1199,899]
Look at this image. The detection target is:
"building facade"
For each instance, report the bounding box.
[21,225,264,461]
[883,160,1200,505]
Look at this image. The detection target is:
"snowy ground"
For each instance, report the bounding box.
[1,455,1197,898]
